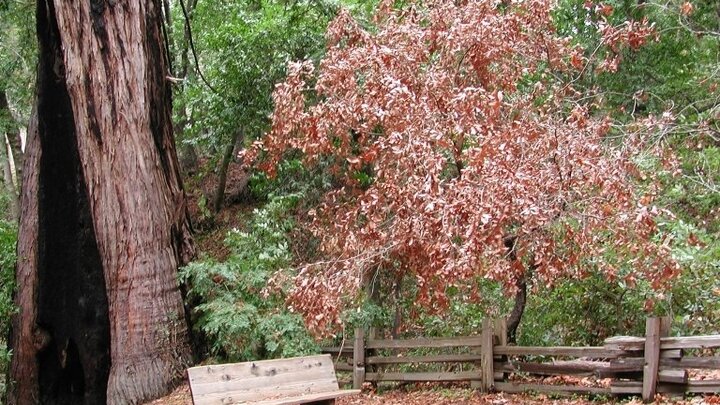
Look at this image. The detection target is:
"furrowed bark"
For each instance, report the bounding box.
[50,0,195,402]
[9,1,195,404]
[7,100,41,405]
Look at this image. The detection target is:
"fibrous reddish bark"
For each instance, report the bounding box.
[8,1,194,404]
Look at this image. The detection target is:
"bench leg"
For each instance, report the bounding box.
[309,400,335,405]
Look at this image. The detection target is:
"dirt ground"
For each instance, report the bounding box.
[148,380,720,405]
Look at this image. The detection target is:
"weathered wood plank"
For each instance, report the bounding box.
[494,319,508,347]
[612,380,720,395]
[496,363,588,377]
[601,358,645,376]
[494,346,628,358]
[188,355,337,393]
[496,358,674,378]
[197,389,361,405]
[189,370,338,399]
[610,381,642,395]
[365,371,480,382]
[661,335,720,350]
[259,389,361,405]
[604,336,646,351]
[366,354,482,364]
[481,319,494,392]
[605,335,720,350]
[615,356,720,369]
[192,381,342,404]
[643,317,661,402]
[496,361,599,376]
[366,336,483,349]
[661,356,720,369]
[658,369,687,384]
[494,319,509,383]
[494,382,610,396]
[322,347,354,355]
[353,328,365,390]
[256,390,361,405]
[679,380,720,393]
[661,349,682,359]
[187,354,356,405]
[660,316,671,338]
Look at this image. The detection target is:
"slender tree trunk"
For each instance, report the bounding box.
[0,92,20,219]
[7,105,41,405]
[173,0,199,175]
[391,273,403,339]
[0,90,24,157]
[506,275,527,344]
[503,235,528,344]
[212,128,243,213]
[0,135,19,220]
[8,125,23,178]
[179,0,199,79]
[8,1,194,404]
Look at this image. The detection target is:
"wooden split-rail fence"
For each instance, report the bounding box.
[322,317,720,402]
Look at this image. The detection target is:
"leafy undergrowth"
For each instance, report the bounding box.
[184,159,257,261]
[147,381,720,405]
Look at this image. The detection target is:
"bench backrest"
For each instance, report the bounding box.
[187,354,341,405]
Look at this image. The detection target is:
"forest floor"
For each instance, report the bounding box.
[149,380,720,405]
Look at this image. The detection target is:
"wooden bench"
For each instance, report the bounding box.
[187,354,361,405]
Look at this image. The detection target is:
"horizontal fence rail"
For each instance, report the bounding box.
[321,317,720,402]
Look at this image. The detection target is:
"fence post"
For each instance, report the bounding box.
[480,318,495,392]
[353,327,366,390]
[642,317,661,402]
[659,316,671,338]
[471,329,482,390]
[493,318,508,382]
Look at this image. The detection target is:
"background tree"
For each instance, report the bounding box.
[7,0,194,404]
[518,0,719,344]
[170,0,373,216]
[0,0,35,222]
[171,0,376,363]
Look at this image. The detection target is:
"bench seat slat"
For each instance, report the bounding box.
[191,378,340,402]
[189,366,337,396]
[251,389,360,405]
[188,354,359,405]
[188,355,337,395]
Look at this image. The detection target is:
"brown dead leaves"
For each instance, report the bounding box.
[249,0,676,336]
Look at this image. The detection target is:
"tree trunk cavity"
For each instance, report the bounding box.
[8,1,195,404]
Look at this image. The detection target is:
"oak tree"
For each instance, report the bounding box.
[252,0,677,336]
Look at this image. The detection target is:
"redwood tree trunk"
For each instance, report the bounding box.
[8,1,195,404]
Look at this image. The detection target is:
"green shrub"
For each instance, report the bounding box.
[519,218,720,346]
[180,193,319,361]
[519,273,648,346]
[0,220,17,397]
